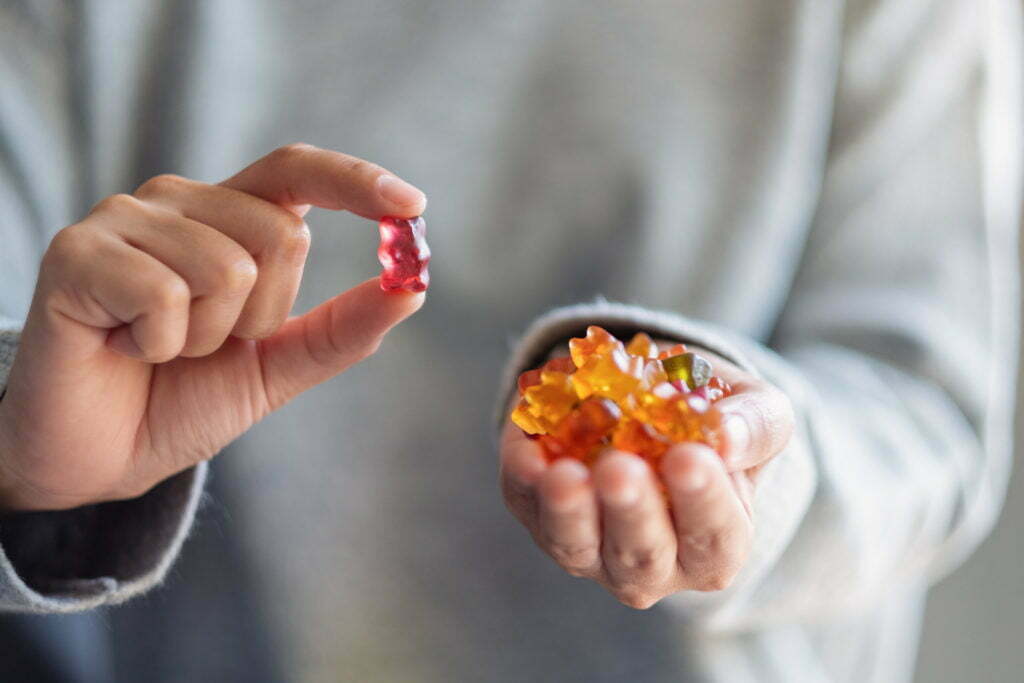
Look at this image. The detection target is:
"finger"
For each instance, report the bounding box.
[43,224,190,362]
[661,444,751,592]
[108,204,258,357]
[594,451,677,594]
[536,459,601,577]
[256,278,424,409]
[221,143,427,220]
[499,420,547,531]
[135,175,311,339]
[715,378,794,472]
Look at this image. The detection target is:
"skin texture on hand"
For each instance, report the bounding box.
[499,345,794,608]
[0,144,426,511]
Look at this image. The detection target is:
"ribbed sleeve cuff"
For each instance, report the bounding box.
[0,463,207,613]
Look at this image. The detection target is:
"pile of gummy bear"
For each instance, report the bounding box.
[511,326,732,466]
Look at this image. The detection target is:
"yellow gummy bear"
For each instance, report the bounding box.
[520,370,577,429]
[625,332,657,359]
[571,349,643,402]
[511,402,549,434]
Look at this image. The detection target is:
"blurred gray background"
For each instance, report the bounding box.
[917,279,1024,682]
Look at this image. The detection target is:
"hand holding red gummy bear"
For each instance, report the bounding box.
[0,144,427,511]
[500,330,794,608]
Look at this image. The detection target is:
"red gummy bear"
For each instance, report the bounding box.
[378,216,431,292]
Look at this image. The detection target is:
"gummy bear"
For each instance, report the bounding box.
[518,356,576,395]
[378,216,430,292]
[648,393,722,447]
[571,348,644,401]
[569,326,623,368]
[625,332,657,359]
[541,397,621,463]
[640,359,669,390]
[708,375,732,397]
[612,418,670,462]
[511,370,576,435]
[657,344,687,360]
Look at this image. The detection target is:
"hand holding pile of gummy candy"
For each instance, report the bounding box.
[511,326,732,466]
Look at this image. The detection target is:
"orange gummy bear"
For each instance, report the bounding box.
[571,349,644,401]
[539,397,622,463]
[657,343,687,360]
[569,326,623,368]
[625,332,657,359]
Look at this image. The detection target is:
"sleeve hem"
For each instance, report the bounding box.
[0,462,208,613]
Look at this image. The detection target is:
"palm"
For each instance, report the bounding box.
[1,326,267,508]
[140,338,270,477]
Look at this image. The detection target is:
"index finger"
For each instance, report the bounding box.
[221,143,427,220]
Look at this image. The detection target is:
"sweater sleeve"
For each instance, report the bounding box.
[497,0,1020,632]
[0,318,207,613]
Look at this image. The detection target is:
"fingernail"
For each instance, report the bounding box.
[509,446,548,489]
[605,480,641,507]
[376,174,426,208]
[600,458,645,507]
[724,415,750,463]
[555,459,590,483]
[679,463,709,493]
[546,460,590,511]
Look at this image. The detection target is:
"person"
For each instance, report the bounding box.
[0,1,1017,681]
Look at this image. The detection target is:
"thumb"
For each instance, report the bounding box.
[256,278,424,409]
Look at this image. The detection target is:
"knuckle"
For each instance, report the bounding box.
[338,154,382,179]
[608,544,667,572]
[608,544,632,567]
[270,212,312,261]
[135,173,188,199]
[355,336,384,362]
[91,193,141,216]
[147,275,190,311]
[614,590,659,610]
[214,253,259,294]
[272,142,316,163]
[679,532,716,556]
[549,545,597,574]
[44,225,89,268]
[694,572,735,593]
